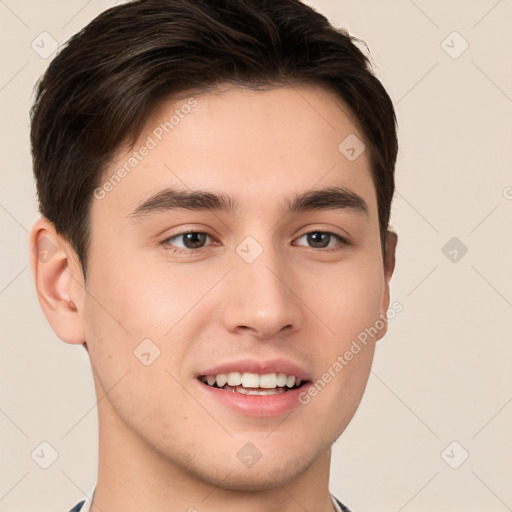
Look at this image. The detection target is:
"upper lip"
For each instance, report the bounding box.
[197,358,312,382]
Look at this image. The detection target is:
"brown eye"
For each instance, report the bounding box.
[163,231,213,253]
[294,231,348,250]
[180,232,208,249]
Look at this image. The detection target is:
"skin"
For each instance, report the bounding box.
[30,83,397,512]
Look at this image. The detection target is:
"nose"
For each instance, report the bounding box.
[220,245,303,340]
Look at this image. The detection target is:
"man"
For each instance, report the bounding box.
[29,1,398,510]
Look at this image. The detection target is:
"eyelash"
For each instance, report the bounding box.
[161,230,350,255]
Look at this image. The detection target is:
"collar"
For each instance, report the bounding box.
[74,487,344,512]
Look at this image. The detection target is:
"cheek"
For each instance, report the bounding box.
[81,269,193,435]
[296,255,384,411]
[81,246,217,398]
[304,257,385,342]
[85,247,192,339]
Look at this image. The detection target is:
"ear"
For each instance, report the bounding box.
[29,217,86,345]
[376,230,398,341]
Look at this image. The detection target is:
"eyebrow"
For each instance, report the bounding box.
[128,185,369,219]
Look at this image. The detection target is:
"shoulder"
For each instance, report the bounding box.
[332,494,353,512]
[69,495,351,512]
[67,500,86,512]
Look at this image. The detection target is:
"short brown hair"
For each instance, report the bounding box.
[30,0,397,278]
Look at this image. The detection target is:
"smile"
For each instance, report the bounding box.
[198,372,305,395]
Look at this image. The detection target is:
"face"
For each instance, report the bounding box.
[76,84,395,490]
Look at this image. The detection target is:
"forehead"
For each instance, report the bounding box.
[94,84,376,222]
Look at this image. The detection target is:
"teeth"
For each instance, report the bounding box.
[286,375,296,388]
[241,372,260,388]
[201,371,304,389]
[259,373,277,388]
[276,373,287,387]
[232,385,287,396]
[227,372,242,386]
[216,374,228,387]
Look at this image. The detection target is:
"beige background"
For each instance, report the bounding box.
[1,0,511,511]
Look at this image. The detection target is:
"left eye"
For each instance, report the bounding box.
[293,231,347,250]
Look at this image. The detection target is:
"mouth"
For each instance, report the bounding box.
[195,359,313,416]
[197,372,310,396]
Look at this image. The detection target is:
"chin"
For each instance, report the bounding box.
[181,444,323,492]
[196,462,307,491]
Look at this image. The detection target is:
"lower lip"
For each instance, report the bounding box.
[197,380,311,417]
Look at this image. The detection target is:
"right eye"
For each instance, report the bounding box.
[162,231,217,254]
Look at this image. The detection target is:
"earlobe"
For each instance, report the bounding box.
[29,217,86,345]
